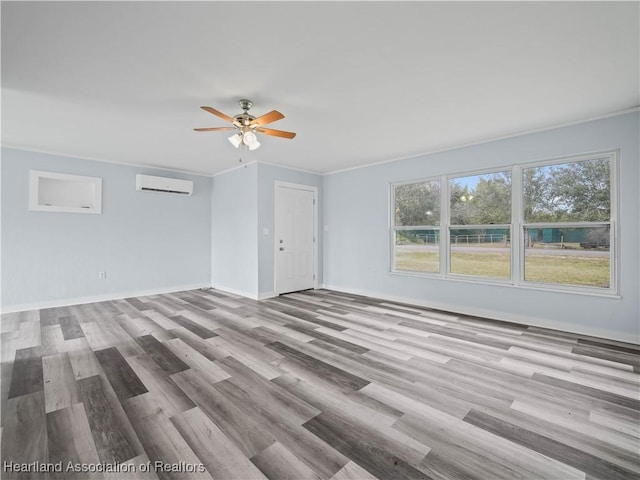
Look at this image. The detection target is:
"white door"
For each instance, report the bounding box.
[275,183,316,295]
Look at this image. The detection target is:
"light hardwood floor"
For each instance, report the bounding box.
[1,288,639,480]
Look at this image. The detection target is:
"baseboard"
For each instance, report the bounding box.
[210,284,260,300]
[258,291,277,300]
[322,284,638,344]
[207,287,297,301]
[1,282,212,313]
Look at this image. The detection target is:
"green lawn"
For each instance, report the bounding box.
[451,252,510,278]
[395,250,610,288]
[394,251,440,273]
[524,254,610,288]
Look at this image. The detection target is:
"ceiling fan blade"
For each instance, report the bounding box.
[250,110,284,127]
[193,127,236,132]
[257,128,296,139]
[201,106,235,123]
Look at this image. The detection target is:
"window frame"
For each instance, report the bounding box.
[518,151,617,294]
[447,168,513,281]
[390,177,442,276]
[389,150,619,296]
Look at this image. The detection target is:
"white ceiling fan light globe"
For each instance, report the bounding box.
[243,131,258,146]
[248,140,261,151]
[228,133,242,148]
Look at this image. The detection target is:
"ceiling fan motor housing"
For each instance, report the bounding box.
[235,99,256,127]
[234,113,256,127]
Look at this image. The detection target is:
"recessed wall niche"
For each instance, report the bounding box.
[29,170,102,214]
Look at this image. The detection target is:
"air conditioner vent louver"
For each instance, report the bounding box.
[140,187,190,195]
[136,174,193,196]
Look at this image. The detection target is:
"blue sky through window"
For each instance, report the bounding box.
[451,174,481,190]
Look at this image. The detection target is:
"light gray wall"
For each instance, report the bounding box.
[211,163,258,297]
[257,163,323,296]
[322,111,640,342]
[1,147,212,309]
[210,162,323,299]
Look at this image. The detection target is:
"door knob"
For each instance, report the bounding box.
[279,247,285,251]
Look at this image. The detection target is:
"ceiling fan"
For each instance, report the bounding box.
[194,99,296,151]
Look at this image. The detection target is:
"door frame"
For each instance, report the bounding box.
[274,181,318,295]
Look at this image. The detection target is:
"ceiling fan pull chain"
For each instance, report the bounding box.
[239,142,247,165]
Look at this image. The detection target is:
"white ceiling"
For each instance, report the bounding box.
[2,1,638,176]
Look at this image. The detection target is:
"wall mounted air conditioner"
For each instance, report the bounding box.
[135,174,193,195]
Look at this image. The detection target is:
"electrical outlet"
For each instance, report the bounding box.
[98,271,107,279]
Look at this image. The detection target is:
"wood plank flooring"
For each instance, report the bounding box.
[1,288,639,479]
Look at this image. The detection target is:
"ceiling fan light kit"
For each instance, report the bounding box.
[196,99,296,152]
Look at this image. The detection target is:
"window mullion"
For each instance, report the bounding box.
[440,174,449,277]
[611,151,619,293]
[512,164,522,284]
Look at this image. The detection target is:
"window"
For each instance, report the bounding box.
[390,151,616,294]
[522,155,613,289]
[392,179,441,273]
[449,171,511,279]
